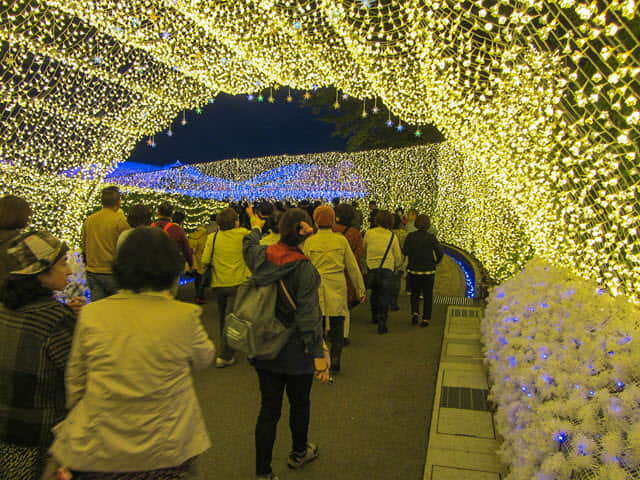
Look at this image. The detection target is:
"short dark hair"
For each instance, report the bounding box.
[172,211,186,224]
[393,214,403,230]
[126,204,152,228]
[369,201,377,207]
[257,202,274,218]
[217,208,238,230]
[101,186,121,208]
[335,204,355,227]
[0,195,31,230]
[332,197,340,206]
[415,214,431,230]
[267,211,282,234]
[158,202,173,218]
[280,209,312,246]
[0,275,52,309]
[113,227,182,293]
[210,213,217,222]
[375,210,394,229]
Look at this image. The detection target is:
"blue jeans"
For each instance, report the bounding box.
[368,268,394,329]
[86,272,118,302]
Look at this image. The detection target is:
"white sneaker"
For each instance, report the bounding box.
[215,357,236,368]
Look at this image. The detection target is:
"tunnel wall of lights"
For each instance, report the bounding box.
[0,1,638,301]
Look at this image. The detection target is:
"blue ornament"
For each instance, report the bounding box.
[386,119,394,127]
[397,124,404,132]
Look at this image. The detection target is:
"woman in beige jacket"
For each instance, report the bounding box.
[48,227,214,480]
[303,206,365,373]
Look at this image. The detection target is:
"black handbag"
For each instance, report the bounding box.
[198,233,217,298]
[364,233,394,289]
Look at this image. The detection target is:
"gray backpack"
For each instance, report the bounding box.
[224,278,296,360]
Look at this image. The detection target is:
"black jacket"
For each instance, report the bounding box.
[403,229,444,272]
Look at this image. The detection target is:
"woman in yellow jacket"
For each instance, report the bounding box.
[303,206,365,373]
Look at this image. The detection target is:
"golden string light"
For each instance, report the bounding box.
[0,0,637,301]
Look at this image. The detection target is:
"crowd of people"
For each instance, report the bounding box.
[0,188,444,480]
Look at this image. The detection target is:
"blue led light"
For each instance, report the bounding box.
[555,432,567,443]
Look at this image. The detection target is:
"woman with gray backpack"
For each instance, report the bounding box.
[242,207,330,480]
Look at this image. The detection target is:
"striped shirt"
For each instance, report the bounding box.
[0,298,76,448]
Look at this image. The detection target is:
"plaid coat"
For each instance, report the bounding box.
[0,297,76,448]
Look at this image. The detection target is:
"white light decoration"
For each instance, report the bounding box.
[0,1,637,302]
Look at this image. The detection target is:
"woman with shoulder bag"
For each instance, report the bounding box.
[362,210,403,334]
[243,208,330,480]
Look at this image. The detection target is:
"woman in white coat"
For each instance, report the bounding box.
[48,227,215,480]
[303,206,365,373]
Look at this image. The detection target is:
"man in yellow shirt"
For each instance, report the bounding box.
[81,186,130,301]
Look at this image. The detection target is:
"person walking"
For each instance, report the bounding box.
[304,206,365,373]
[390,213,408,311]
[0,231,79,479]
[403,215,444,327]
[48,227,214,480]
[81,186,130,301]
[260,211,282,246]
[363,210,403,334]
[152,202,194,273]
[116,203,152,250]
[243,208,330,480]
[201,207,251,368]
[332,204,364,345]
[0,195,32,287]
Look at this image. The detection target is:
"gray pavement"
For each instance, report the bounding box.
[177,260,460,480]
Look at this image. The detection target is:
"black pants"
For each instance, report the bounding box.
[326,316,345,369]
[212,286,237,360]
[255,369,314,476]
[368,268,394,328]
[390,271,402,308]
[193,272,204,300]
[409,273,435,320]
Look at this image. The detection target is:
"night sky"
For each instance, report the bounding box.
[127,90,347,166]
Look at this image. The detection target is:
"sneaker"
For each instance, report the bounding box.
[215,357,236,368]
[377,325,388,334]
[343,337,351,346]
[288,442,319,469]
[411,314,419,325]
[256,474,279,480]
[420,320,430,328]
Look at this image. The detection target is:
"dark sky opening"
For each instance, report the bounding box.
[127,90,347,166]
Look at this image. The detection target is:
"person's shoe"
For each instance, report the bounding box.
[256,474,279,480]
[288,443,319,469]
[343,337,351,346]
[377,324,388,334]
[420,320,430,328]
[195,298,205,305]
[411,314,419,325]
[390,304,399,311]
[215,357,236,368]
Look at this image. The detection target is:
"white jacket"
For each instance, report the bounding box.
[50,290,214,472]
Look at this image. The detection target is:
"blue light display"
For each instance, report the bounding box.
[105,161,368,201]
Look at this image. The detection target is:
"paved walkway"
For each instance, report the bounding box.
[176,257,464,479]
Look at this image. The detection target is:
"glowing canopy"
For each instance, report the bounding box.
[0,1,638,301]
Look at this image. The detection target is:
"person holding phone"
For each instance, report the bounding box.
[243,207,329,480]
